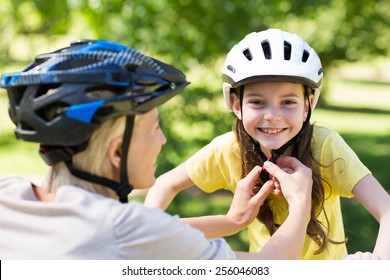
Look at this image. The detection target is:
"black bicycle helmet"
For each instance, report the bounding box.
[1,39,189,202]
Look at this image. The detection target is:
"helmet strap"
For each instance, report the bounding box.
[118,115,135,201]
[63,115,135,203]
[64,160,133,202]
[239,86,244,118]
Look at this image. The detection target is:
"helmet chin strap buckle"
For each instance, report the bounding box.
[260,150,281,183]
[117,184,133,203]
[259,127,304,183]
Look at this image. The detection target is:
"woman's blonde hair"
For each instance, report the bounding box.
[42,90,127,196]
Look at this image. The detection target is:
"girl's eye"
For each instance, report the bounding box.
[249,99,265,106]
[282,100,297,105]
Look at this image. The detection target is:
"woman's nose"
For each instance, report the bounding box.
[160,130,167,145]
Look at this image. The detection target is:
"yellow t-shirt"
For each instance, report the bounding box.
[186,126,371,260]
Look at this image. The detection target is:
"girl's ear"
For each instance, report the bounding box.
[230,92,242,120]
[309,94,315,109]
[304,94,315,119]
[107,137,122,170]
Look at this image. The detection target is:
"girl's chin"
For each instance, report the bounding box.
[259,142,284,151]
[258,144,289,158]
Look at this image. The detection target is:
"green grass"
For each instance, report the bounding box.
[326,78,390,111]
[312,109,390,135]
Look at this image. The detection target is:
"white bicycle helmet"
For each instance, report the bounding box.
[222,28,323,110]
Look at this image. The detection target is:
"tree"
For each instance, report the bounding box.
[2,0,390,68]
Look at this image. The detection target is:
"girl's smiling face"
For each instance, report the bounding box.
[231,82,310,158]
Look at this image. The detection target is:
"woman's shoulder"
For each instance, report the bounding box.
[0,176,30,184]
[0,176,32,192]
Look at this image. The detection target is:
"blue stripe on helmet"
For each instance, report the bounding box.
[0,73,21,87]
[65,100,105,123]
[83,40,128,53]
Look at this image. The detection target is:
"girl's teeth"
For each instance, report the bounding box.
[262,128,282,134]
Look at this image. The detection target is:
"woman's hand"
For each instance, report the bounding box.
[227,165,274,228]
[264,156,313,223]
[235,157,314,260]
[227,156,313,230]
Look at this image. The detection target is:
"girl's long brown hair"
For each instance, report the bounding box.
[233,90,345,254]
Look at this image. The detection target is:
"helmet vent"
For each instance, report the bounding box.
[242,48,253,61]
[284,41,292,60]
[55,58,102,70]
[36,102,69,122]
[227,65,236,73]
[9,86,26,107]
[261,40,271,59]
[302,50,310,62]
[34,84,61,100]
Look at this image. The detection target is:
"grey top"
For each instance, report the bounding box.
[0,177,235,260]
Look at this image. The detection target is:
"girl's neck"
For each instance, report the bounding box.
[261,146,294,159]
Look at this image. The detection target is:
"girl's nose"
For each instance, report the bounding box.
[264,106,282,121]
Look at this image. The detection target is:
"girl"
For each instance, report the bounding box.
[145,29,390,259]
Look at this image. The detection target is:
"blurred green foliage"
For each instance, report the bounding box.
[1,0,390,68]
[0,0,389,256]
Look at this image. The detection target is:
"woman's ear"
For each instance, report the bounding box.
[230,92,242,120]
[107,137,122,170]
